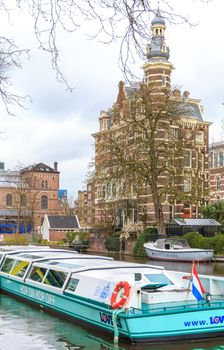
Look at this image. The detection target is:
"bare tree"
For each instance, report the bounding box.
[5,164,40,234]
[0,37,30,114]
[0,0,201,112]
[96,83,185,235]
[60,195,75,216]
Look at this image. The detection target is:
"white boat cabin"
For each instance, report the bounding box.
[0,247,223,311]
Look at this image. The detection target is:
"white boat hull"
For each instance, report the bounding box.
[143,243,214,262]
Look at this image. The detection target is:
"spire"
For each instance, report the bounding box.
[147,9,169,61]
[151,8,166,26]
[142,8,174,90]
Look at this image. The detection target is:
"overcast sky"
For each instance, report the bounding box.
[0,0,223,197]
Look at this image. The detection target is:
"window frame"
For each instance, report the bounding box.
[183,176,191,193]
[41,195,48,209]
[216,176,221,191]
[184,150,191,168]
[6,193,13,207]
[0,257,17,274]
[43,269,68,289]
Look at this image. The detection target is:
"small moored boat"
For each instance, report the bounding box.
[0,246,223,344]
[144,238,214,262]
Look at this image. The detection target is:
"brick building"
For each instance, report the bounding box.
[79,10,211,232]
[0,161,64,233]
[74,190,88,228]
[209,141,224,202]
[42,215,80,241]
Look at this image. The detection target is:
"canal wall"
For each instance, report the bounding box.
[88,233,136,255]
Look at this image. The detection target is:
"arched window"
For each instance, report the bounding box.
[6,193,12,207]
[45,180,48,189]
[41,195,48,209]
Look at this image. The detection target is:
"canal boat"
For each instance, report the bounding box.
[143,238,214,262]
[0,246,224,344]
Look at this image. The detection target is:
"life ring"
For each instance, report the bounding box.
[111,281,131,309]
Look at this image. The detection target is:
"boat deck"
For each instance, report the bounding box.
[133,299,224,315]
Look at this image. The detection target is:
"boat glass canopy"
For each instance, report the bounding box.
[28,266,47,282]
[10,260,29,278]
[0,258,15,273]
[144,273,173,285]
[155,238,190,249]
[43,269,68,288]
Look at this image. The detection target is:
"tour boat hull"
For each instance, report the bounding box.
[1,275,224,343]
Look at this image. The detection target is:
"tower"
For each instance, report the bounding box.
[142,9,174,89]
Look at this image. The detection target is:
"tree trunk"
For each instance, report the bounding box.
[150,175,166,236]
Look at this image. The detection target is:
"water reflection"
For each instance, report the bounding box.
[1,293,224,350]
[0,294,117,350]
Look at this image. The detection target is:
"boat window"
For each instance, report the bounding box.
[29,266,47,282]
[43,269,68,288]
[144,274,173,285]
[10,260,29,278]
[135,273,142,281]
[0,258,15,273]
[19,254,43,260]
[66,278,79,292]
[46,261,82,269]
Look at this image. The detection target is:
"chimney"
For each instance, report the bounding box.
[54,161,58,171]
[183,90,190,99]
[172,89,181,98]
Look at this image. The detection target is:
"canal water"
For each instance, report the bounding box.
[1,255,224,350]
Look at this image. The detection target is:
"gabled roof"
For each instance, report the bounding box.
[47,215,80,229]
[23,163,59,174]
[169,218,221,226]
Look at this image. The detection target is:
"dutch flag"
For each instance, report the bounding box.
[191,261,205,301]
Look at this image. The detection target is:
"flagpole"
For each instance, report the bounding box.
[186,261,194,297]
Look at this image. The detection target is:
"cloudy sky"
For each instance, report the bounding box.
[0,0,223,197]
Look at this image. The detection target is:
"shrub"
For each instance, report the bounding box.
[113,231,122,238]
[209,234,224,254]
[65,231,89,245]
[50,240,65,246]
[40,239,50,245]
[183,232,224,254]
[4,234,28,245]
[133,227,158,256]
[183,232,205,248]
[31,233,42,244]
[105,237,120,252]
[65,232,77,244]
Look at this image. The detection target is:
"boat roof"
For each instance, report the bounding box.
[155,238,189,244]
[1,247,164,274]
[0,245,52,252]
